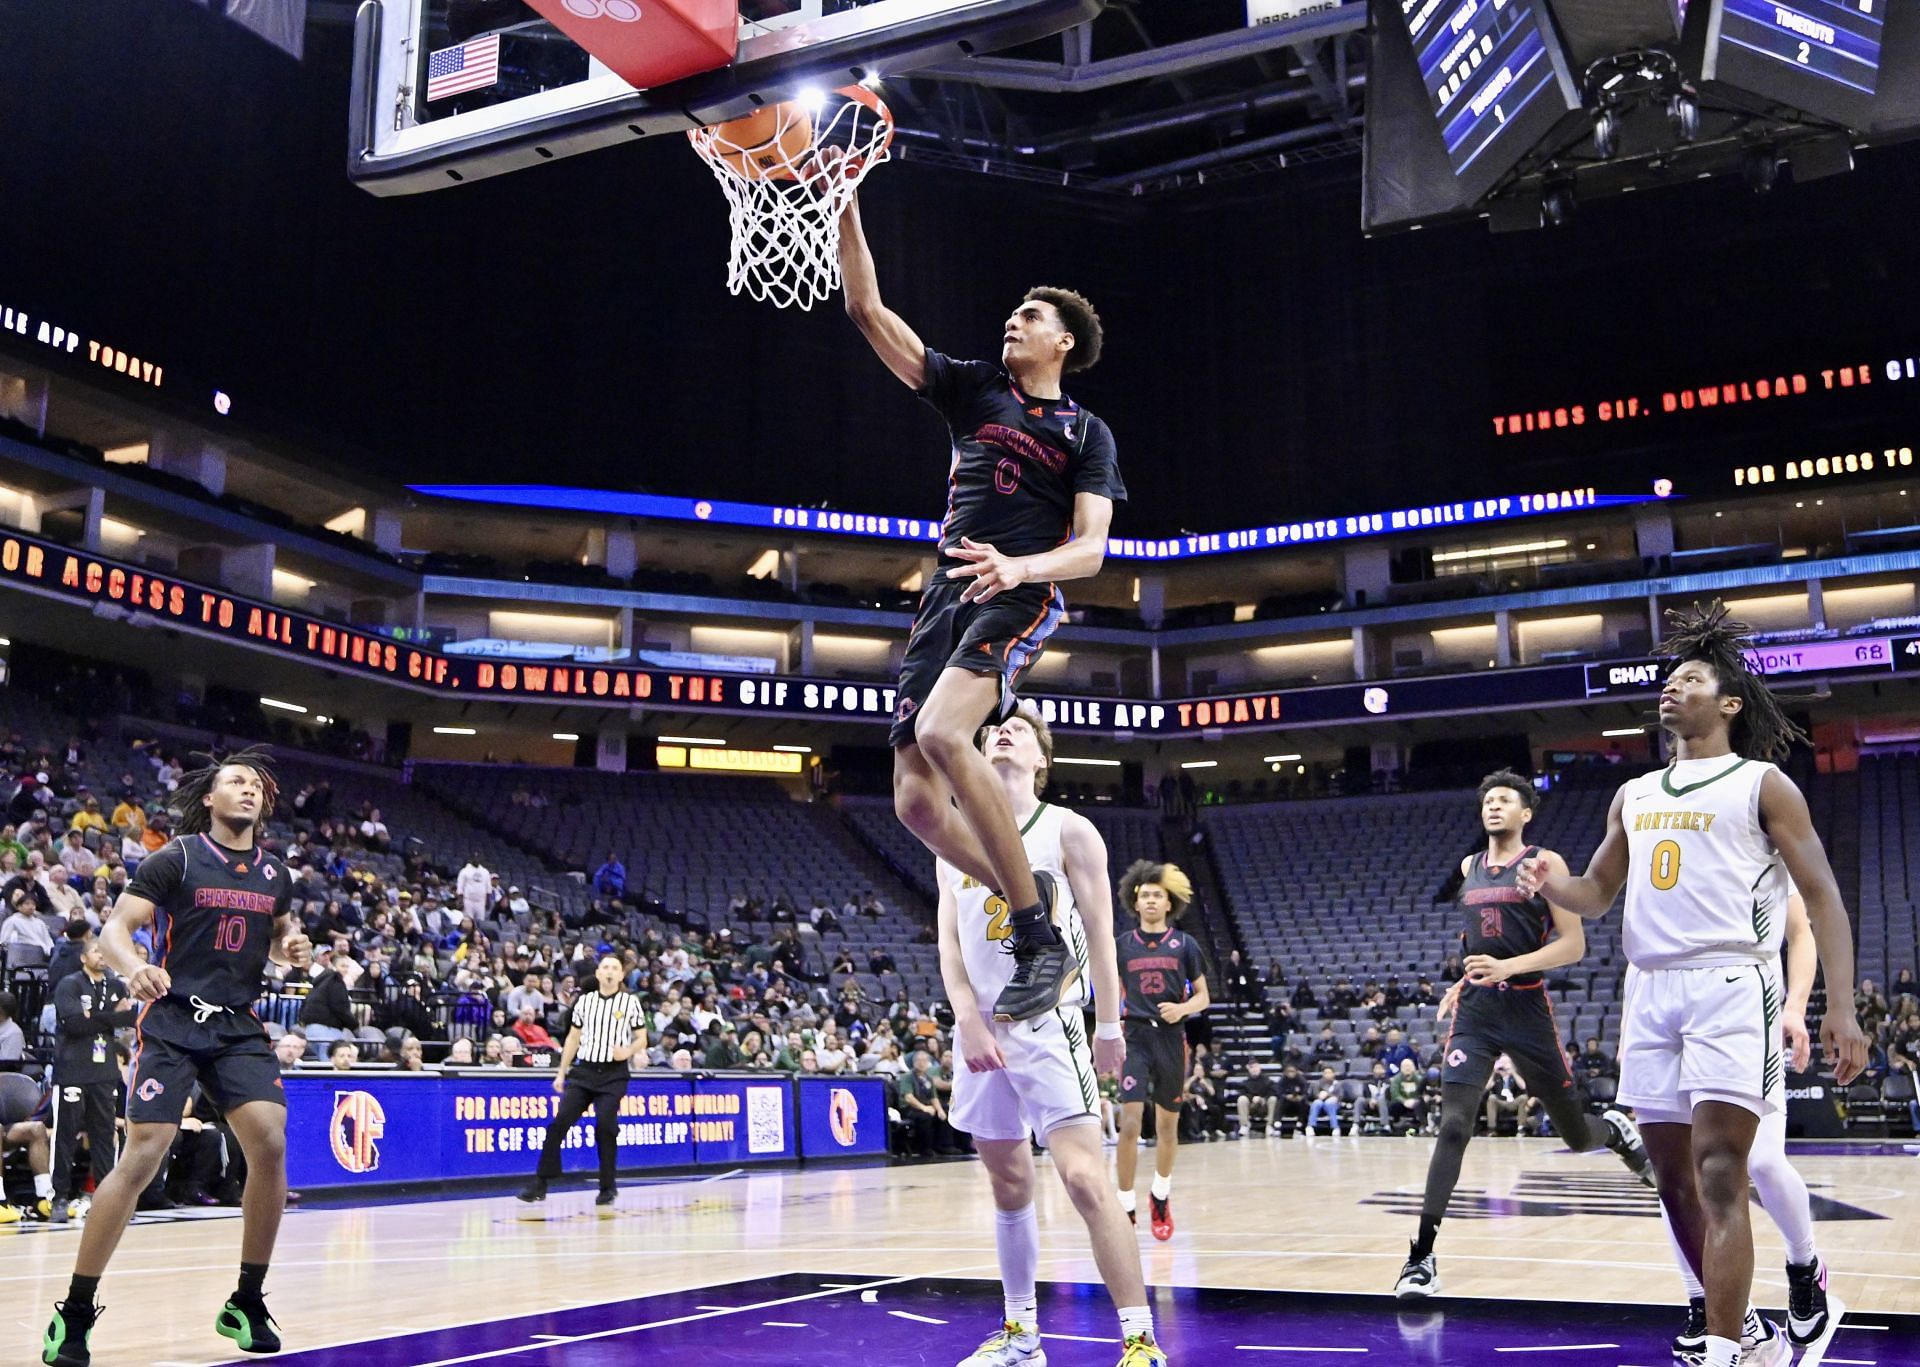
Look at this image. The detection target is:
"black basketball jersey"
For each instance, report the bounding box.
[1118,927,1206,1025]
[127,834,292,1030]
[1458,845,1553,988]
[918,349,1126,565]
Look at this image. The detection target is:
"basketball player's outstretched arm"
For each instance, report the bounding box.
[935,875,1005,1073]
[1760,768,1869,1082]
[1517,788,1630,918]
[1060,812,1126,1076]
[838,194,928,390]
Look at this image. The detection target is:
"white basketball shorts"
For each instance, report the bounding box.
[951,1004,1100,1143]
[1619,962,1784,1122]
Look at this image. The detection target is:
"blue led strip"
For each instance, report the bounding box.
[408,484,1670,562]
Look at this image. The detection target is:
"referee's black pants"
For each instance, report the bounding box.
[51,1076,118,1202]
[534,1061,628,1192]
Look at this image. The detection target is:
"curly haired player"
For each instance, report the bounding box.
[42,748,310,1367]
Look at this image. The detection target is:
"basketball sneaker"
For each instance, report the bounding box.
[1739,1318,1789,1366]
[1670,1296,1707,1362]
[1116,1332,1167,1366]
[0,1202,20,1225]
[41,1299,98,1367]
[216,1292,282,1354]
[1149,1194,1174,1242]
[1600,1109,1656,1188]
[992,872,1077,1022]
[1393,1244,1440,1301]
[1786,1258,1841,1346]
[957,1321,1046,1366]
[46,1199,68,1226]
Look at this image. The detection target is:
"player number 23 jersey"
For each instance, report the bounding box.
[1621,756,1786,969]
[937,804,1089,1016]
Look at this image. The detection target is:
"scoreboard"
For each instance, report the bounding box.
[1683,0,1886,127]
[1394,0,1580,200]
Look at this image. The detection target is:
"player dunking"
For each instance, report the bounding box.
[1112,861,1208,1241]
[1519,604,1868,1367]
[1657,882,1840,1362]
[840,193,1125,1024]
[43,748,310,1366]
[1394,771,1652,1300]
[937,704,1166,1367]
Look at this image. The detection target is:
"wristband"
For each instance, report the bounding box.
[1095,1020,1124,1042]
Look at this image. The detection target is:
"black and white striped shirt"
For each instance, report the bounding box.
[567,989,647,1064]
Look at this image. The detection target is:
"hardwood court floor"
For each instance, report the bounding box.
[4,1134,1917,1365]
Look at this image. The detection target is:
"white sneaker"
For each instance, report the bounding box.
[958,1322,1047,1367]
[1739,1319,1790,1366]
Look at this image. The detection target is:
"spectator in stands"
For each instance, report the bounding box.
[506,885,530,919]
[1362,1061,1393,1133]
[1236,1059,1278,1136]
[1329,976,1358,1011]
[1183,1050,1228,1140]
[1379,1028,1417,1073]
[1358,1026,1383,1059]
[1365,990,1395,1025]
[511,1005,558,1055]
[141,812,170,854]
[46,920,90,990]
[445,1038,475,1065]
[1306,1067,1344,1136]
[1895,967,1918,1003]
[1222,950,1259,1006]
[1388,1058,1425,1133]
[0,887,52,965]
[0,823,25,868]
[1275,1063,1308,1134]
[1290,978,1317,1010]
[359,807,390,851]
[896,1050,950,1156]
[815,1026,850,1074]
[69,797,106,837]
[58,830,97,880]
[1312,1025,1342,1065]
[328,1040,359,1070]
[1576,1036,1615,1082]
[1410,976,1437,1008]
[809,896,838,934]
[273,1031,308,1068]
[299,947,360,1052]
[456,852,492,925]
[704,1022,745,1069]
[505,970,547,1019]
[593,852,626,900]
[1440,952,1464,983]
[1859,979,1890,1038]
[395,1036,426,1072]
[1483,1056,1533,1135]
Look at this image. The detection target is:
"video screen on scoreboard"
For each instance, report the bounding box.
[1683,0,1885,129]
[1391,0,1581,202]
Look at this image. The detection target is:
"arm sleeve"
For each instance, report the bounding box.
[915,350,999,427]
[127,840,185,905]
[1070,417,1127,501]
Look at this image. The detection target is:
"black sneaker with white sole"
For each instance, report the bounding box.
[1670,1296,1707,1363]
[992,872,1078,1023]
[1393,1245,1439,1301]
[1787,1258,1841,1346]
[1601,1108,1656,1188]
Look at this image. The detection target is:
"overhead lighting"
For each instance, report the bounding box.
[659,735,724,747]
[1263,754,1302,763]
[0,637,10,646]
[1054,757,1121,768]
[1431,539,1569,564]
[271,568,316,592]
[1180,760,1218,770]
[433,726,477,736]
[745,548,780,580]
[552,732,580,741]
[773,744,812,754]
[98,516,145,540]
[898,569,923,593]
[260,697,308,714]
[1602,727,1646,738]
[313,715,333,725]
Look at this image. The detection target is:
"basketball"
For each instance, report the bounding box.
[707,102,814,182]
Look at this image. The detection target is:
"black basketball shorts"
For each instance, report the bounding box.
[1440,985,1574,1096]
[1119,1017,1189,1109]
[889,576,1066,749]
[128,1009,285,1126]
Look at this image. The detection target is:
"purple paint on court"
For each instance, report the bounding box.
[251,1273,1920,1365]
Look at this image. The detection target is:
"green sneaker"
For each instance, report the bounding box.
[216,1294,282,1354]
[42,1299,98,1367]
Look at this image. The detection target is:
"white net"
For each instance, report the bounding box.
[688,88,894,311]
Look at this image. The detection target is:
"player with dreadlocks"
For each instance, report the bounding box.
[1113,859,1208,1241]
[42,748,310,1367]
[1519,603,1868,1367]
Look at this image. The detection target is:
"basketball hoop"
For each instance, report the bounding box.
[688,85,895,311]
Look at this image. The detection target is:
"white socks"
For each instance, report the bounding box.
[995,1204,1040,1332]
[1118,1305,1155,1343]
[33,1173,51,1200]
[1150,1174,1172,1201]
[1116,1188,1137,1214]
[1749,1148,1820,1265]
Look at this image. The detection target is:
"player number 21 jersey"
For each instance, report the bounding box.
[937,804,1089,1018]
[1621,756,1787,970]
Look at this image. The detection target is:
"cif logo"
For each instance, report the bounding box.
[828,1087,859,1147]
[330,1090,386,1175]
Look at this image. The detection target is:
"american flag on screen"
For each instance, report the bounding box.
[426,34,501,102]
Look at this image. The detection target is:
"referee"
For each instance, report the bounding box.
[518,955,646,1208]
